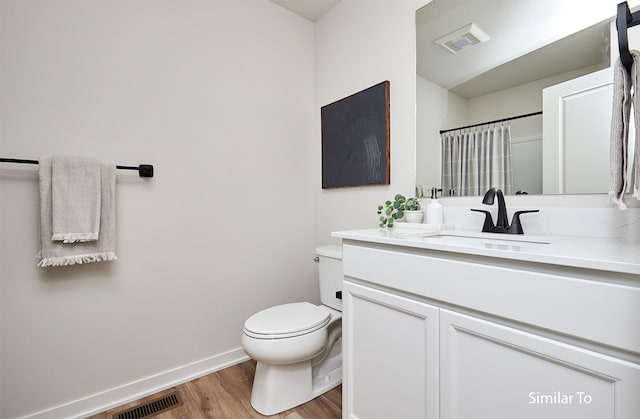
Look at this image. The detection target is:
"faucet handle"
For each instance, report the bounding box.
[470,209,495,232]
[509,210,540,234]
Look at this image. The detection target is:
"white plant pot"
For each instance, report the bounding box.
[404,210,424,223]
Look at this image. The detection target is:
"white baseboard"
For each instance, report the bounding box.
[25,347,250,419]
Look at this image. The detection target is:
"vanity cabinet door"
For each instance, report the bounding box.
[440,309,640,419]
[343,280,439,419]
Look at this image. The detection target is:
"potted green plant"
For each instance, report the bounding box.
[377,194,407,228]
[404,197,424,223]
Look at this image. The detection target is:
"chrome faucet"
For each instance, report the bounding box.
[471,188,539,234]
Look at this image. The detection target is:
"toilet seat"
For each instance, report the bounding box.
[244,302,331,339]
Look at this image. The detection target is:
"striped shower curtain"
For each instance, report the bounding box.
[441,124,513,197]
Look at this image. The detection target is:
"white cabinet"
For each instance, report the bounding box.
[341,243,640,419]
[343,281,439,419]
[440,309,640,419]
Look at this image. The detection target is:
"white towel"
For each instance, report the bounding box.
[38,157,118,267]
[51,156,101,242]
[609,51,640,209]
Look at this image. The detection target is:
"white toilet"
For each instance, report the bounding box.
[242,244,343,416]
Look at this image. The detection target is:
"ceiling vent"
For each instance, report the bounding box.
[434,23,490,54]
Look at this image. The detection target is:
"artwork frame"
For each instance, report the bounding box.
[321,81,390,189]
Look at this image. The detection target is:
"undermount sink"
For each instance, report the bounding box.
[421,230,555,244]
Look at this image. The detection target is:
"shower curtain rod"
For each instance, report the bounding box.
[0,157,154,177]
[439,111,542,135]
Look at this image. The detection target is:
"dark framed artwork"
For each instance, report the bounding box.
[321,81,390,188]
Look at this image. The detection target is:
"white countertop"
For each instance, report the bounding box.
[333,225,640,275]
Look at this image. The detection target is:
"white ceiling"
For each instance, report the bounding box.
[270,0,341,22]
[417,0,637,98]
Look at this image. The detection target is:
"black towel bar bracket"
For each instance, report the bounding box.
[117,164,154,178]
[0,158,154,178]
[617,1,640,74]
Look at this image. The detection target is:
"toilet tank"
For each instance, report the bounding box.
[316,244,343,312]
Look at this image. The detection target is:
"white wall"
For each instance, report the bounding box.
[0,1,316,417]
[314,0,430,241]
[416,75,466,191]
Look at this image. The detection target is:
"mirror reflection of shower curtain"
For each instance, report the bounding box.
[441,124,513,197]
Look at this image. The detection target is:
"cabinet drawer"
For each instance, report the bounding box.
[343,243,640,354]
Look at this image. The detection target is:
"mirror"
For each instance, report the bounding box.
[416,0,623,196]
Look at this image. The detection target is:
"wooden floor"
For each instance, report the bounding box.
[87,360,341,419]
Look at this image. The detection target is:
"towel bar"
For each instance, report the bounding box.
[0,158,154,178]
[617,1,640,74]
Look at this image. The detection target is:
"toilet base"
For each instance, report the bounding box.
[250,349,342,415]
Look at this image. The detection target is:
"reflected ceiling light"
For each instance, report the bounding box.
[434,23,490,54]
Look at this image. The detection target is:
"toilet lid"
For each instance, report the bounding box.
[244,302,331,338]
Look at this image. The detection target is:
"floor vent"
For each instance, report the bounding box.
[111,392,183,419]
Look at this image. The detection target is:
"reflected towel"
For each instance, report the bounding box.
[38,157,118,267]
[51,156,101,242]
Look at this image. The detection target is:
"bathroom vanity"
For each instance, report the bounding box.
[333,228,640,419]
